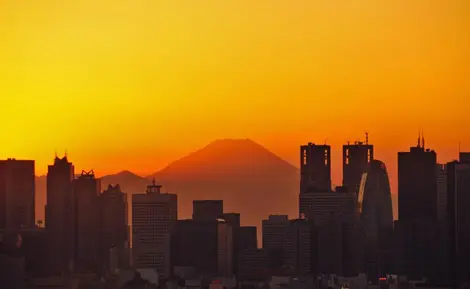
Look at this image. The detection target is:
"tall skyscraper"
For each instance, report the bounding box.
[343,136,374,195]
[398,136,437,221]
[436,164,448,223]
[395,136,439,281]
[73,170,100,272]
[300,143,331,194]
[99,184,129,271]
[0,159,35,230]
[357,160,394,279]
[45,156,75,275]
[132,180,177,278]
[193,200,223,221]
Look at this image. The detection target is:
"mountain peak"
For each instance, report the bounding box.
[150,139,297,180]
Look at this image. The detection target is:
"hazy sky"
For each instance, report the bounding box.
[1,1,469,191]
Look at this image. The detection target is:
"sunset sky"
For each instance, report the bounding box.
[1,1,469,192]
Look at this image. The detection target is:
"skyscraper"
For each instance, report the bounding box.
[343,136,374,195]
[300,143,331,194]
[0,159,35,230]
[45,156,75,275]
[132,180,177,279]
[395,136,439,281]
[357,160,394,279]
[99,184,129,271]
[73,170,100,272]
[398,136,437,221]
[193,200,223,221]
[283,219,313,275]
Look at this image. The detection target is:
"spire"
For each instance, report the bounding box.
[417,129,421,148]
[421,129,425,149]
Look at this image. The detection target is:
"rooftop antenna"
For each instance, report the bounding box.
[64,149,68,158]
[421,129,425,149]
[324,138,328,145]
[417,129,421,148]
[54,149,58,158]
[365,132,369,145]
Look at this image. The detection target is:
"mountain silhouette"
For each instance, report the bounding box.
[149,139,300,228]
[34,139,399,230]
[100,170,148,194]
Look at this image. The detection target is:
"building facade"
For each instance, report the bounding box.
[132,180,177,279]
[0,159,35,230]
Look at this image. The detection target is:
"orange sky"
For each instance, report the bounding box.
[1,1,469,193]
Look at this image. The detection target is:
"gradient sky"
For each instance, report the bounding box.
[1,1,469,192]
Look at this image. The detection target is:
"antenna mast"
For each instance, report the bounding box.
[365,132,369,145]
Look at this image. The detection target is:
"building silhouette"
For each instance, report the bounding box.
[99,184,129,271]
[262,215,289,271]
[395,136,440,281]
[132,180,177,279]
[193,200,223,222]
[446,153,470,284]
[45,156,75,275]
[343,136,374,195]
[0,159,35,230]
[283,219,313,275]
[73,170,101,272]
[300,143,331,193]
[357,160,394,279]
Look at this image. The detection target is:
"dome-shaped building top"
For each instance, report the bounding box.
[357,159,394,279]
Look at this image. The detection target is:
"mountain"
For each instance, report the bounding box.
[149,139,300,228]
[100,170,148,194]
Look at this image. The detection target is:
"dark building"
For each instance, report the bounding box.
[238,226,257,251]
[0,233,25,289]
[395,136,440,281]
[193,200,223,221]
[73,170,101,272]
[398,137,437,221]
[447,153,470,284]
[357,160,394,279]
[0,159,35,230]
[99,184,129,271]
[283,219,313,275]
[238,248,269,281]
[173,219,233,277]
[45,156,75,275]
[343,136,374,195]
[300,143,331,193]
[301,187,361,277]
[262,215,289,270]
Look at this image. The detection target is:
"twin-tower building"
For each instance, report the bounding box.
[299,136,393,278]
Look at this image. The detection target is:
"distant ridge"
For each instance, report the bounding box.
[34,139,399,228]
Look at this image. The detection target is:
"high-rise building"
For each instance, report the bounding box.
[193,200,223,221]
[357,160,394,279]
[262,215,289,270]
[452,154,470,283]
[300,143,331,194]
[73,170,100,272]
[132,180,177,279]
[0,159,35,230]
[45,156,75,275]
[173,219,233,277]
[283,219,313,275]
[343,136,374,195]
[300,188,361,277]
[395,136,439,281]
[398,137,437,221]
[99,184,129,271]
